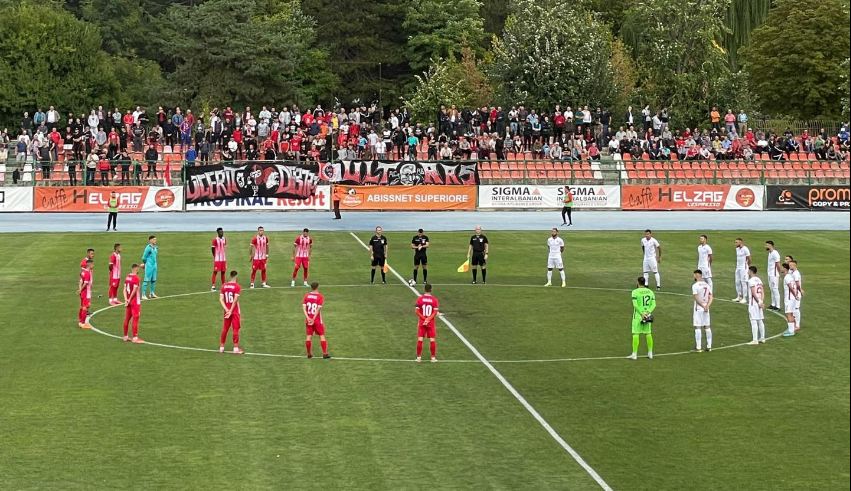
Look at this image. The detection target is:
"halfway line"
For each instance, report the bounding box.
[348,231,613,490]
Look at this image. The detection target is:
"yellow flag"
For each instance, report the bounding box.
[457,259,470,273]
[383,262,389,274]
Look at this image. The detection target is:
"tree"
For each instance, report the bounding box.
[491,0,615,109]
[621,0,732,127]
[0,2,121,125]
[723,0,772,70]
[481,0,509,41]
[159,0,337,109]
[403,0,485,72]
[743,0,850,120]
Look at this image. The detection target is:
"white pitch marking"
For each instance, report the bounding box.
[348,232,614,490]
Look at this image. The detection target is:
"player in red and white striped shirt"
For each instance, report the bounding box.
[291,228,313,287]
[211,227,227,291]
[249,226,270,288]
[78,259,94,329]
[108,243,122,306]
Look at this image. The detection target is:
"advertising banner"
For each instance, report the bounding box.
[34,186,183,212]
[186,186,331,211]
[765,185,850,211]
[0,188,34,212]
[339,186,477,210]
[186,162,320,204]
[478,185,621,209]
[320,160,478,185]
[621,185,763,211]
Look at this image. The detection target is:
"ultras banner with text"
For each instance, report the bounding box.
[339,186,477,210]
[621,185,763,210]
[186,186,331,211]
[34,186,183,212]
[320,161,478,185]
[478,185,620,209]
[186,162,320,204]
[765,186,850,210]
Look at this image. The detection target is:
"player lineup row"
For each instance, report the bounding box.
[75,228,805,358]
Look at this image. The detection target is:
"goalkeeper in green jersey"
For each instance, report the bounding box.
[628,276,657,360]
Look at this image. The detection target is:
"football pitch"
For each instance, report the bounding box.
[0,229,848,489]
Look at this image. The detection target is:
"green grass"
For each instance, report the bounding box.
[0,230,847,489]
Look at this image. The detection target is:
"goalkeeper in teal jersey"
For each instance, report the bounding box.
[628,276,657,360]
[141,235,159,299]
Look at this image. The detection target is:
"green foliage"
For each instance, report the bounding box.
[621,0,732,127]
[80,0,144,56]
[841,58,850,121]
[159,0,337,109]
[723,0,771,70]
[743,0,850,120]
[609,39,638,120]
[403,0,486,72]
[491,0,615,108]
[0,2,120,124]
[481,0,509,40]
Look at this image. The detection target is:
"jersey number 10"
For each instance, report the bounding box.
[421,305,434,317]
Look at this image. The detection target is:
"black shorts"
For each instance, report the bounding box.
[371,256,386,267]
[471,252,486,266]
[414,254,428,266]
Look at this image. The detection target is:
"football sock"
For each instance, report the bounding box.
[220,327,229,345]
[320,340,328,355]
[132,318,139,337]
[643,272,649,285]
[481,269,487,282]
[735,279,742,297]
[793,309,801,328]
[261,270,267,282]
[632,334,639,354]
[771,286,780,308]
[429,340,436,357]
[305,340,312,356]
[220,271,225,285]
[559,270,565,281]
[654,273,661,287]
[150,280,156,295]
[423,269,428,282]
[750,320,759,341]
[251,270,257,282]
[232,328,240,346]
[413,269,418,282]
[787,322,795,335]
[416,340,424,357]
[292,266,299,279]
[646,334,654,352]
[123,316,130,336]
[546,271,552,282]
[694,329,701,350]
[757,320,765,340]
[472,269,478,281]
[371,269,376,282]
[303,267,308,281]
[706,277,713,292]
[142,279,149,294]
[705,328,712,348]
[381,271,386,282]
[211,272,217,285]
[78,308,86,324]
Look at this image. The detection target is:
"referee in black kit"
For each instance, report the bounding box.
[369,226,388,284]
[411,228,430,284]
[467,225,489,284]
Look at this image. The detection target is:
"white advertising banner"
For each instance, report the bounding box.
[478,185,621,209]
[0,188,34,212]
[724,185,765,210]
[186,185,331,211]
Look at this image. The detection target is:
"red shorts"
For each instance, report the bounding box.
[80,297,91,309]
[126,304,140,318]
[109,278,120,289]
[306,321,325,336]
[252,259,267,270]
[224,314,241,330]
[213,261,227,272]
[294,257,309,269]
[418,323,436,338]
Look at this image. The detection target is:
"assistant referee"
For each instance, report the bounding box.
[467,225,489,284]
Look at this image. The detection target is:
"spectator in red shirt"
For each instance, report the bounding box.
[724,109,736,135]
[232,127,243,159]
[98,153,111,185]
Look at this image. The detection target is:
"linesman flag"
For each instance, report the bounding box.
[383,262,389,274]
[457,259,470,273]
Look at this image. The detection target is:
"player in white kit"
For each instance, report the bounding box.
[746,266,765,345]
[781,262,800,337]
[765,240,781,310]
[733,238,751,304]
[786,257,803,332]
[697,234,714,292]
[641,229,661,290]
[545,228,566,287]
[691,270,714,352]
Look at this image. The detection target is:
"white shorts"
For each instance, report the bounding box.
[643,258,658,273]
[748,303,764,320]
[735,268,748,283]
[768,276,779,290]
[698,267,712,279]
[693,310,710,327]
[547,256,564,269]
[784,298,799,314]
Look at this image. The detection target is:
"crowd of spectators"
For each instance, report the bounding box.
[1,102,849,184]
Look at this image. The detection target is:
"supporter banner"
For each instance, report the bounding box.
[186,162,320,204]
[766,185,850,211]
[339,185,477,210]
[0,188,34,212]
[186,186,331,211]
[478,185,621,209]
[34,186,183,212]
[621,185,764,211]
[320,161,478,186]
